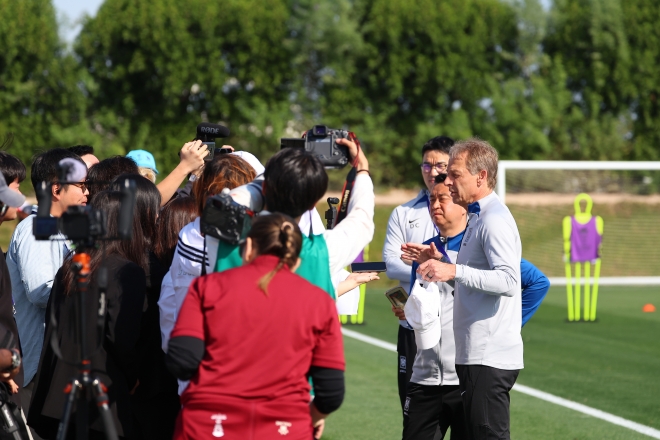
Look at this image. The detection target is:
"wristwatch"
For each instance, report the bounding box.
[8,349,20,371]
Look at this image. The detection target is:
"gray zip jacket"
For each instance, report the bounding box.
[453,192,523,370]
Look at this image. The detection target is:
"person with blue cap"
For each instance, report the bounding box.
[127,149,159,183]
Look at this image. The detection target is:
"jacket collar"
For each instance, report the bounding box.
[467,191,498,217]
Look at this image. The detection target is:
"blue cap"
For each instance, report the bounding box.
[126,150,159,174]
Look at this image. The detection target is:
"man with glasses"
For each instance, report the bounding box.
[6,149,88,434]
[383,136,454,410]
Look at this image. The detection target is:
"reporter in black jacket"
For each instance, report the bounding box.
[28,183,160,439]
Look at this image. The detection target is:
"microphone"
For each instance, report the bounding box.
[196,123,230,141]
[35,181,51,218]
[57,158,87,184]
[117,178,137,240]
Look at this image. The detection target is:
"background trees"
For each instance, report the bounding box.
[0,0,658,187]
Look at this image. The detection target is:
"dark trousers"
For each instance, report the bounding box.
[402,383,467,440]
[397,325,417,410]
[455,365,519,440]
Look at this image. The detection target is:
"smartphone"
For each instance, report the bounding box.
[385,286,408,309]
[350,262,387,273]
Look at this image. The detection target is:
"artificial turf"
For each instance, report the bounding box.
[324,285,660,439]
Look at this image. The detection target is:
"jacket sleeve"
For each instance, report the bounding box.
[105,263,147,390]
[454,217,520,296]
[520,259,550,326]
[383,207,414,285]
[324,174,375,274]
[157,271,176,352]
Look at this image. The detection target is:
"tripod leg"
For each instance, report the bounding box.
[91,379,119,440]
[56,380,79,440]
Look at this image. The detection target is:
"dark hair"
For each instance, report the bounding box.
[421,136,455,156]
[246,213,302,295]
[192,154,255,215]
[153,197,198,267]
[109,174,161,248]
[263,149,328,219]
[434,173,448,184]
[61,188,157,296]
[86,156,140,200]
[67,145,95,157]
[30,148,85,191]
[0,151,26,185]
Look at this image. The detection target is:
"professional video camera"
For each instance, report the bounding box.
[196,123,232,162]
[280,125,350,169]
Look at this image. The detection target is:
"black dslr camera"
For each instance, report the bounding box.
[280,125,350,169]
[196,123,232,162]
[200,191,253,245]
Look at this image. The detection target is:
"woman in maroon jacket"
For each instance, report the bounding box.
[166,213,345,440]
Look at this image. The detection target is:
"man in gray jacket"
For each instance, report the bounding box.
[417,139,522,440]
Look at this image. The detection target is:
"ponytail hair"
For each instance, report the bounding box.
[247,213,303,295]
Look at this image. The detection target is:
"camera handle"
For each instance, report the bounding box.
[56,251,118,440]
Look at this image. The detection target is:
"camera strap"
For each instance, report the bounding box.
[335,132,361,226]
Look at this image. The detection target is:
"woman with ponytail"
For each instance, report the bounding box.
[166,213,345,440]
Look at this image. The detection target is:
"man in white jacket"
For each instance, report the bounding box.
[417,139,522,440]
[382,136,454,408]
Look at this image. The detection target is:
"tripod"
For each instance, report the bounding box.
[56,251,118,440]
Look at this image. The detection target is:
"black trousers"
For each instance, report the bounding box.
[396,325,417,410]
[402,383,467,440]
[455,365,519,440]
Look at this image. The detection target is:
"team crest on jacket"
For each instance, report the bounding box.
[276,421,292,435]
[211,414,227,437]
[399,355,407,371]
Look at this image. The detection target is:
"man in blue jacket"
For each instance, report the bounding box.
[395,174,549,440]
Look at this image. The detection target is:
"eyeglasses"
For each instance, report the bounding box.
[68,182,88,192]
[420,162,448,173]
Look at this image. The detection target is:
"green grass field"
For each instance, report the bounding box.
[324,285,660,439]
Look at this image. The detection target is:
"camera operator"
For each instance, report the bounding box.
[6,149,88,424]
[28,181,160,439]
[213,138,375,297]
[155,140,208,205]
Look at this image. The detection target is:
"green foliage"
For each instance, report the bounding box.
[2,0,660,187]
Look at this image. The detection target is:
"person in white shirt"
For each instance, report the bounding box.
[417,139,522,440]
[382,136,454,408]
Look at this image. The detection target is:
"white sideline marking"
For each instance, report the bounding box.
[341,327,660,439]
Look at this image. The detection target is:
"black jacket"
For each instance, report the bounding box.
[27,254,146,439]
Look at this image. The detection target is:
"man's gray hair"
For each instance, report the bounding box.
[449,138,498,189]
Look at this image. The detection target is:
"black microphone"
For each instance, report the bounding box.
[196,123,230,141]
[35,181,51,218]
[117,178,136,240]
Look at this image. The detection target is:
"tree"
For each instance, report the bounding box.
[0,0,87,166]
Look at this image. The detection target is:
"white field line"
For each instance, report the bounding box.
[341,327,660,439]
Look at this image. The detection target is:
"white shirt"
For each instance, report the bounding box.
[453,192,523,370]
